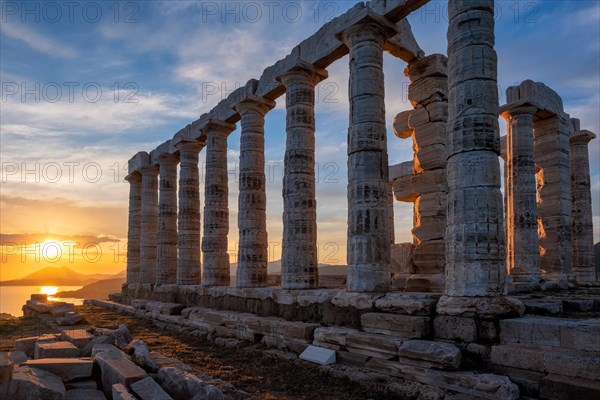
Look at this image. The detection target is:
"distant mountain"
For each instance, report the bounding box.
[595,242,600,275]
[0,266,116,286]
[56,277,125,300]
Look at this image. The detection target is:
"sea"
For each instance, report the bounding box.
[0,286,83,318]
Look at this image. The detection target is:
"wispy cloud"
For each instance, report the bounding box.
[1,23,77,59]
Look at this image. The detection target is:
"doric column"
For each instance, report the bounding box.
[570,127,597,283]
[341,21,395,292]
[139,165,159,284]
[156,154,179,284]
[176,140,204,285]
[125,172,142,284]
[277,63,327,289]
[445,0,506,296]
[501,105,541,290]
[534,115,574,286]
[202,120,236,286]
[234,95,275,288]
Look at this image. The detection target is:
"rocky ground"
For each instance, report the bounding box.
[0,304,399,400]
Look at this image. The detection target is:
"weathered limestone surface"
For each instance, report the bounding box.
[112,383,137,400]
[391,53,449,292]
[175,138,204,285]
[34,342,80,359]
[156,152,179,285]
[500,104,541,290]
[8,366,66,400]
[278,63,327,290]
[139,164,160,284]
[65,389,107,400]
[342,18,396,293]
[22,358,93,382]
[94,344,147,398]
[397,340,461,369]
[156,367,224,400]
[569,126,597,283]
[202,120,236,286]
[61,330,94,348]
[444,0,506,296]
[130,376,173,400]
[125,171,142,284]
[361,313,430,338]
[234,94,275,288]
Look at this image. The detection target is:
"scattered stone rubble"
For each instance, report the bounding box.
[23,294,85,327]
[1,319,247,400]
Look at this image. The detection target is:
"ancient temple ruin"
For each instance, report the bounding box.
[112,1,600,399]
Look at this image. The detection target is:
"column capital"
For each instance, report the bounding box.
[233,93,275,117]
[139,164,159,175]
[125,171,142,183]
[157,153,179,165]
[175,138,205,153]
[202,119,236,138]
[499,103,538,120]
[570,130,596,145]
[336,12,399,48]
[276,61,328,87]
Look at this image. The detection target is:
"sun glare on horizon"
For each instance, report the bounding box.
[41,240,61,259]
[39,286,58,297]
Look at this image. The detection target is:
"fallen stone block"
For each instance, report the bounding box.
[346,332,403,359]
[62,329,94,348]
[35,341,80,359]
[132,300,149,309]
[95,325,132,348]
[156,367,224,400]
[130,376,173,400]
[57,312,84,326]
[14,336,39,357]
[299,345,336,365]
[65,388,107,400]
[6,350,29,363]
[7,366,66,400]
[361,313,430,338]
[94,344,147,398]
[51,303,76,317]
[31,294,49,301]
[145,301,185,315]
[129,339,158,373]
[398,340,461,369]
[80,335,114,357]
[22,358,94,382]
[26,299,54,313]
[112,383,137,400]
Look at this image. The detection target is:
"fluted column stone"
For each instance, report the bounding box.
[234,95,275,288]
[501,105,541,290]
[445,0,506,296]
[341,21,395,292]
[278,63,327,289]
[139,165,159,284]
[202,120,236,286]
[156,154,179,285]
[125,172,142,284]
[570,127,597,283]
[176,140,204,285]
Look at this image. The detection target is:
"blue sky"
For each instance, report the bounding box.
[1,0,599,272]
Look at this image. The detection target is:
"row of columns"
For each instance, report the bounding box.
[125,16,400,292]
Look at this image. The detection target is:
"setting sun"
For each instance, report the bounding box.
[39,286,58,297]
[42,240,62,259]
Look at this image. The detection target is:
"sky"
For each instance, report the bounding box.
[1,0,599,281]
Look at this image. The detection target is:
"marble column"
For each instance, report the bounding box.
[156,154,179,284]
[177,140,204,285]
[445,0,506,296]
[570,127,597,283]
[202,120,236,286]
[125,172,142,284]
[342,22,392,292]
[278,63,327,289]
[234,95,275,288]
[139,165,159,284]
[534,115,574,286]
[501,105,541,289]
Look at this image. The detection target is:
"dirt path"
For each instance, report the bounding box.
[0,304,399,400]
